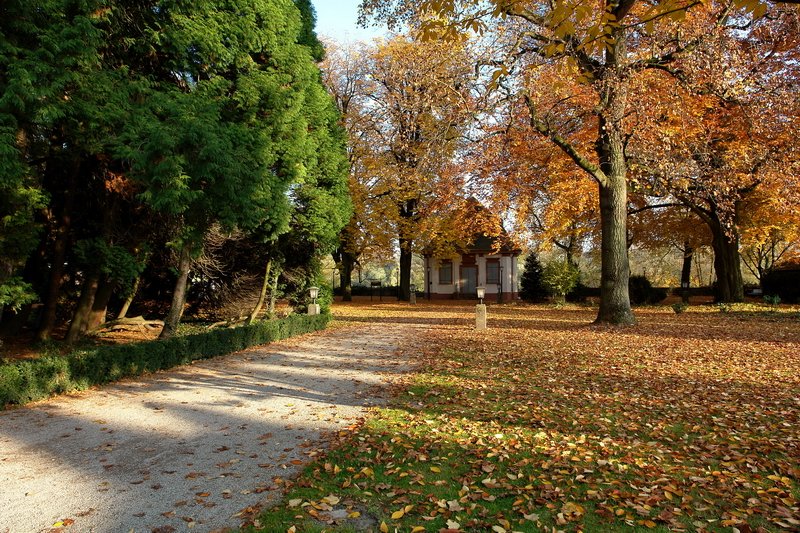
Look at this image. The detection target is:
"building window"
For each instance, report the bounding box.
[486,260,500,284]
[439,260,453,284]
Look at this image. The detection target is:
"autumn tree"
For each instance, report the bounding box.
[359,0,784,322]
[350,35,474,301]
[740,191,800,285]
[628,6,800,301]
[627,203,711,300]
[475,93,599,268]
[321,40,396,301]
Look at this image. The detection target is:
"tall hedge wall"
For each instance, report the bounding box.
[0,313,330,408]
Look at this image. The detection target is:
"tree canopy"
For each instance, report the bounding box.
[358,0,800,316]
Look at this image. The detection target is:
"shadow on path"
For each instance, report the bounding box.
[0,323,418,533]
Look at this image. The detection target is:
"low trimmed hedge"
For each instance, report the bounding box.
[0,313,330,408]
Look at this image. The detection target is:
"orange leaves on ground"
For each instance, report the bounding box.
[263,302,800,532]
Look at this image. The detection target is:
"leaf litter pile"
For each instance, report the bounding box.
[253,303,799,532]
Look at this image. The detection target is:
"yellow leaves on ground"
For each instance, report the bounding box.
[391,504,414,520]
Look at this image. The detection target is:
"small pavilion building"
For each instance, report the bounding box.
[423,232,521,302]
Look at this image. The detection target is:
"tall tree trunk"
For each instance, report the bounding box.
[596,176,635,324]
[86,276,114,331]
[681,241,693,303]
[267,267,280,317]
[592,18,634,325]
[65,272,100,344]
[36,162,79,341]
[159,244,192,340]
[397,198,417,302]
[340,252,354,302]
[248,259,272,325]
[710,221,744,303]
[117,277,139,319]
[594,66,634,323]
[332,247,356,302]
[398,237,412,302]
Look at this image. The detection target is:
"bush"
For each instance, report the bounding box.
[717,302,733,313]
[761,268,800,303]
[672,302,689,314]
[520,253,547,302]
[628,275,667,305]
[0,313,330,408]
[542,260,580,302]
[566,280,595,303]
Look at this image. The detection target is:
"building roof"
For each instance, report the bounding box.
[422,199,522,257]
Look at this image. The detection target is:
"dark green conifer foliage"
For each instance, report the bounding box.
[112,0,349,336]
[0,0,110,318]
[0,0,350,339]
[520,253,548,302]
[293,0,326,61]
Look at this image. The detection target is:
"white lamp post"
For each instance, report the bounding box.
[475,286,487,330]
[308,286,320,315]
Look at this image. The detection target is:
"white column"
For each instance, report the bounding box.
[453,257,462,296]
[501,256,513,298]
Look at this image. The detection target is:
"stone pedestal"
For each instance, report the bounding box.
[410,292,416,304]
[475,304,487,330]
[308,303,321,316]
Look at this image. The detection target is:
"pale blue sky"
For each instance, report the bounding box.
[311,0,386,42]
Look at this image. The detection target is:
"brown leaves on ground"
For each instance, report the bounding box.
[262,301,800,532]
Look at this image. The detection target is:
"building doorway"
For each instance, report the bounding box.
[461,265,477,297]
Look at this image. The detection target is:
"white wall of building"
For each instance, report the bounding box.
[424,254,518,298]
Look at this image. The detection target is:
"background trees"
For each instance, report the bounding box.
[321,35,475,301]
[359,0,800,311]
[628,5,800,301]
[2,0,798,350]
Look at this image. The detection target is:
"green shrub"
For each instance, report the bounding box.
[764,294,781,308]
[1,313,330,408]
[542,260,580,302]
[717,302,733,313]
[672,302,689,314]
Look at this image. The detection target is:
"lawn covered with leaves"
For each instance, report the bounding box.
[252,302,800,532]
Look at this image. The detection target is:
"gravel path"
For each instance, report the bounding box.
[0,323,415,533]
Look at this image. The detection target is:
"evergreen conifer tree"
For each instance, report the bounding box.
[520,253,547,302]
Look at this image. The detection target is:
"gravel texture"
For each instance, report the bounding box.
[0,323,413,533]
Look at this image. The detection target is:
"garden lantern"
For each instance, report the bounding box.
[308,287,320,316]
[475,287,487,330]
